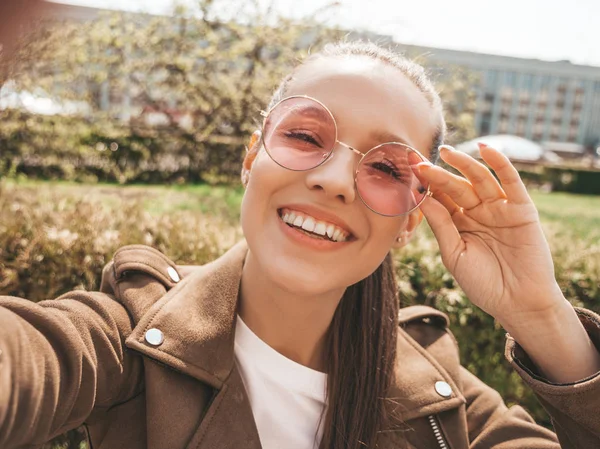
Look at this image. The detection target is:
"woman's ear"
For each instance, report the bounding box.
[392,208,424,249]
[241,130,261,187]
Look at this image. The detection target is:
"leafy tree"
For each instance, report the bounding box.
[2,0,344,184]
[2,1,476,186]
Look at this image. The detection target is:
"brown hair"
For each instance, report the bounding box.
[264,41,447,449]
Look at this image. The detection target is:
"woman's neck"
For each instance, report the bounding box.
[238,250,345,372]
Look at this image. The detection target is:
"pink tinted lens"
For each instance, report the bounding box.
[356,144,429,216]
[262,97,336,170]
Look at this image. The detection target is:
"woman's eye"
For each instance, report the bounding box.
[371,161,402,180]
[284,131,323,148]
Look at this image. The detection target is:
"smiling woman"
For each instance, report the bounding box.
[2,40,600,449]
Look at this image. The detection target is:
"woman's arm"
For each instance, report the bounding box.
[0,291,143,449]
[504,306,600,448]
[503,299,600,383]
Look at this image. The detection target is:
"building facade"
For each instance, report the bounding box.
[393,43,600,147]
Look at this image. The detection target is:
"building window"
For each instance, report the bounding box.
[540,76,551,89]
[480,113,492,136]
[506,71,516,85]
[568,131,578,142]
[485,70,498,87]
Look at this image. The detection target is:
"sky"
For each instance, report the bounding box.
[50,0,600,67]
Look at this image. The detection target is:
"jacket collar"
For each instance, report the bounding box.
[125,240,464,421]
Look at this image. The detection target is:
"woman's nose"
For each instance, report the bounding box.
[304,143,357,204]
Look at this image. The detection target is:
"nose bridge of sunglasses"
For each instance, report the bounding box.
[336,140,363,157]
[321,140,363,169]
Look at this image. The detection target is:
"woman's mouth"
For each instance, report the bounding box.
[277,208,353,243]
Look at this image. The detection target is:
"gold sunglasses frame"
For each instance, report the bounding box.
[259,95,433,217]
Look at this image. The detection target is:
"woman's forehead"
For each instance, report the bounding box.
[284,56,438,154]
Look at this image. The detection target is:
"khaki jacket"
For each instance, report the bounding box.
[1,241,600,449]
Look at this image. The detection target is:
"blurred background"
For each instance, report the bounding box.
[0,1,598,448]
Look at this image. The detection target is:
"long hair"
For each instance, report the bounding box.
[264,41,447,449]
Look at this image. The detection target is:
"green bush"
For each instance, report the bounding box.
[0,110,246,184]
[545,167,600,195]
[517,166,600,195]
[1,181,599,448]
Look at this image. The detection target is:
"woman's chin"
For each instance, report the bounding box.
[269,264,338,296]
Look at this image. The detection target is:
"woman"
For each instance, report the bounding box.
[1,41,600,449]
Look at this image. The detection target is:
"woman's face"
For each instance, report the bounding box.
[241,55,439,296]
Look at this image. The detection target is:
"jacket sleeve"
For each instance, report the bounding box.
[504,306,600,449]
[460,365,560,448]
[0,290,143,449]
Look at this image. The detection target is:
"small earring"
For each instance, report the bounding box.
[396,231,409,243]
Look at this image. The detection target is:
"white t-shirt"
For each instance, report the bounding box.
[234,315,328,449]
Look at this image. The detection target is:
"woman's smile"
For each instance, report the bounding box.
[276,205,355,251]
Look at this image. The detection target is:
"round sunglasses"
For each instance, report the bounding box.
[259,95,432,217]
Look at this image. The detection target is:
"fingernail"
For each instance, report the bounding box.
[439,144,455,153]
[477,142,488,149]
[413,161,433,170]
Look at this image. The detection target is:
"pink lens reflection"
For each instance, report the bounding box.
[357,144,429,216]
[262,97,336,170]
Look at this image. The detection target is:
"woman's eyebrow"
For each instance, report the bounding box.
[369,130,411,146]
[298,105,331,121]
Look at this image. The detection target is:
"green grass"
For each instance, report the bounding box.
[530,191,600,240]
[4,179,245,222]
[5,178,600,240]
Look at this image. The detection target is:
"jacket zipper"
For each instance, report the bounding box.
[427,415,449,449]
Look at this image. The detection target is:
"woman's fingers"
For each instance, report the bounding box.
[418,194,465,266]
[432,190,462,216]
[438,145,506,202]
[415,142,531,211]
[417,163,481,210]
[477,142,532,204]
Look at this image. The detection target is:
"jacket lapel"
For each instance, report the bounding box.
[385,328,465,424]
[125,240,262,448]
[125,240,465,448]
[125,240,247,388]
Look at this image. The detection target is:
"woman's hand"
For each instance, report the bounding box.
[414,142,600,383]
[414,142,565,330]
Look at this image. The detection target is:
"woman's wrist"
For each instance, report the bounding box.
[501,297,600,384]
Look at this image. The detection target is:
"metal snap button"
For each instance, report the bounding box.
[167,266,180,283]
[145,328,164,346]
[435,381,452,398]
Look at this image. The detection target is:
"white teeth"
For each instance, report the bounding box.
[301,217,315,233]
[314,222,327,236]
[326,224,335,238]
[280,208,351,242]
